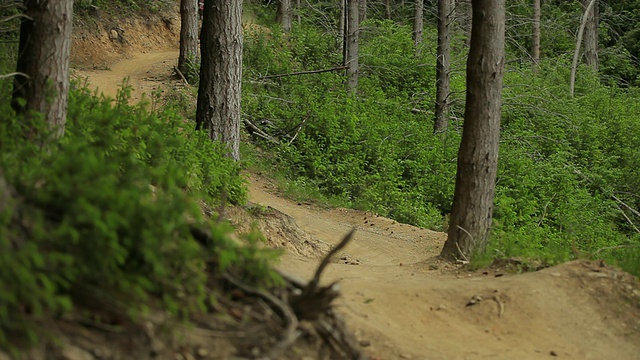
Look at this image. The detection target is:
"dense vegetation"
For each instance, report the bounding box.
[0,2,276,350]
[242,1,640,274]
[2,0,640,352]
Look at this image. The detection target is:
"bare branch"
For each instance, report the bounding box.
[258,66,348,80]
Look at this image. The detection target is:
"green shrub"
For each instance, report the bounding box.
[0,82,272,351]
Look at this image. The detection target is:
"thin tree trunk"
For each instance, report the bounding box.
[570,0,597,97]
[583,0,598,70]
[277,0,292,32]
[434,0,451,132]
[359,0,366,22]
[413,0,424,50]
[385,0,392,19]
[339,0,346,64]
[347,0,359,92]
[463,0,472,46]
[178,0,199,80]
[296,0,301,24]
[441,0,506,261]
[11,0,73,140]
[196,0,243,161]
[532,0,541,65]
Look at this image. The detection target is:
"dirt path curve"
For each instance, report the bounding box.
[73,50,180,103]
[77,50,640,360]
[248,175,640,360]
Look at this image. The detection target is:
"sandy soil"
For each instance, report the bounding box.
[72,29,640,360]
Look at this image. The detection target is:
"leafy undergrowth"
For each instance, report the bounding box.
[0,83,280,353]
[241,12,640,276]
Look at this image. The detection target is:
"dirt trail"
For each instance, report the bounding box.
[76,48,640,360]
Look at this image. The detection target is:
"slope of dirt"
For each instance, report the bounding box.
[247,174,640,360]
[69,18,640,360]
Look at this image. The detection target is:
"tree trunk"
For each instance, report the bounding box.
[434,0,451,132]
[413,0,424,50]
[385,0,392,19]
[346,0,359,92]
[339,0,346,63]
[583,0,598,70]
[178,0,199,80]
[296,0,301,24]
[11,0,73,140]
[277,0,292,32]
[440,0,505,261]
[195,0,243,161]
[359,0,367,22]
[531,0,541,66]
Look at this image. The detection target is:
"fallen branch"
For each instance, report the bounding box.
[590,244,640,258]
[243,118,280,144]
[173,66,189,86]
[0,72,28,80]
[258,66,348,80]
[223,273,300,360]
[287,112,311,145]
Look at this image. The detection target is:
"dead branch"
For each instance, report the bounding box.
[306,229,354,298]
[0,72,28,80]
[242,118,280,144]
[258,66,348,80]
[223,273,300,360]
[590,244,640,258]
[287,112,311,145]
[173,66,189,86]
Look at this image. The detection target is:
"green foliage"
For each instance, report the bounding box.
[0,81,277,351]
[243,11,640,276]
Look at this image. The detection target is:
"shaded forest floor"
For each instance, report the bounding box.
[63,12,640,360]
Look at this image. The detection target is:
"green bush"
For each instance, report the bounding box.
[0,82,272,351]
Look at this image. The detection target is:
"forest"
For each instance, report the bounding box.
[1,0,640,356]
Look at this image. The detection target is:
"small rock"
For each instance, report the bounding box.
[550,350,558,356]
[587,272,608,278]
[61,345,94,360]
[109,29,118,41]
[549,272,561,277]
[359,340,371,347]
[196,348,209,358]
[399,354,412,359]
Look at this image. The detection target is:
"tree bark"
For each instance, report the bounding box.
[178,0,199,80]
[346,0,359,92]
[359,0,366,22]
[440,0,506,261]
[11,0,73,140]
[277,0,292,32]
[195,0,243,161]
[583,0,598,70]
[434,0,451,132]
[413,0,424,50]
[339,0,346,63]
[385,0,392,19]
[532,0,540,65]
